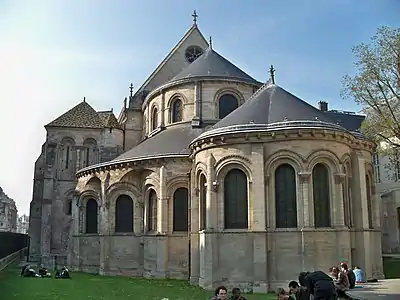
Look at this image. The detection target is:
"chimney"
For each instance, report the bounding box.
[318,101,328,112]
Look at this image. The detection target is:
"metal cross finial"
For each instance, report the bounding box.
[192,10,198,25]
[269,65,276,84]
[209,36,212,49]
[129,83,134,97]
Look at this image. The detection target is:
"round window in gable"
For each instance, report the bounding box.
[185,46,203,63]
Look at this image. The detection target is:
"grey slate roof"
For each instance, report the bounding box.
[212,84,340,130]
[113,122,205,162]
[169,47,260,85]
[324,111,365,131]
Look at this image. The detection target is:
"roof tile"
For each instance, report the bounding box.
[46,101,104,129]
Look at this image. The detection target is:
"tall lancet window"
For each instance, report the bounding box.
[312,163,331,227]
[275,164,297,228]
[171,99,183,123]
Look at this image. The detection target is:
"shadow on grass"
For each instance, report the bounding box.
[0,264,275,300]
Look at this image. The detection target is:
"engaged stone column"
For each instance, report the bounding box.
[250,145,265,230]
[134,199,143,235]
[190,168,200,284]
[160,91,165,127]
[298,171,311,227]
[99,191,110,275]
[192,81,202,126]
[206,155,216,230]
[250,146,267,292]
[334,173,346,227]
[158,166,168,233]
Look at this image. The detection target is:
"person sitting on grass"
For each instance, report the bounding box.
[38,265,51,278]
[277,288,290,300]
[21,264,39,277]
[353,266,366,283]
[211,286,228,300]
[230,287,246,300]
[331,266,349,298]
[55,266,71,279]
[340,263,355,289]
[288,281,308,300]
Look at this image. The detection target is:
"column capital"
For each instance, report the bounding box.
[334,172,346,184]
[298,171,312,183]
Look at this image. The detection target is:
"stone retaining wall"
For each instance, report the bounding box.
[0,248,28,272]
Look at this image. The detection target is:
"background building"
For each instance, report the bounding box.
[374,150,400,253]
[0,187,18,232]
[17,214,29,234]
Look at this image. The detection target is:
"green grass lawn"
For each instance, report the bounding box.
[0,265,276,300]
[3,257,397,300]
[383,256,400,279]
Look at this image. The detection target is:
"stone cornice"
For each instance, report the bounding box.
[76,156,191,179]
[190,126,375,157]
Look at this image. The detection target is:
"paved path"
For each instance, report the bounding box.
[346,279,400,300]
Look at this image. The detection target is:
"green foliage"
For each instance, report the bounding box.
[342,26,400,150]
[0,265,275,300]
[383,256,400,279]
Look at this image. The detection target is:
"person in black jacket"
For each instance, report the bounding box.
[298,271,337,300]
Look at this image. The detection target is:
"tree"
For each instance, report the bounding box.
[342,26,400,176]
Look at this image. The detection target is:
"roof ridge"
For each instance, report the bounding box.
[133,24,209,97]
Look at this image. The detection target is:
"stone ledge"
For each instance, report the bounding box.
[345,280,400,300]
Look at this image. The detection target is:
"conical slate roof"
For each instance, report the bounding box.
[98,111,121,129]
[170,47,260,85]
[212,84,339,130]
[46,101,105,129]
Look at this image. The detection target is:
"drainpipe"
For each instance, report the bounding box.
[301,226,305,271]
[187,170,192,280]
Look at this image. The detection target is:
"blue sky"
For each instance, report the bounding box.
[0,0,399,214]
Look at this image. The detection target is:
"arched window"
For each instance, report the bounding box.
[173,188,189,231]
[59,137,75,171]
[83,138,97,167]
[171,99,183,123]
[115,195,134,233]
[66,200,72,215]
[218,94,238,119]
[85,199,98,234]
[147,189,157,232]
[224,169,248,229]
[199,174,207,230]
[366,174,373,229]
[312,163,331,227]
[151,107,158,131]
[275,164,297,228]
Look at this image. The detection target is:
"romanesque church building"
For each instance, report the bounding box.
[29,14,383,292]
